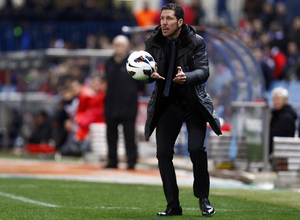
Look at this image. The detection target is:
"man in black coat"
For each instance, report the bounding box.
[143,3,222,217]
[269,87,297,156]
[104,35,143,170]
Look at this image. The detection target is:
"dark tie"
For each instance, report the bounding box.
[163,40,176,97]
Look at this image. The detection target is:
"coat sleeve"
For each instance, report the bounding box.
[185,35,210,87]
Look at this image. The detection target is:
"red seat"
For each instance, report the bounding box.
[26,143,56,154]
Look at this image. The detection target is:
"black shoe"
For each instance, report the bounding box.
[199,198,216,217]
[104,163,117,169]
[156,206,182,217]
[127,164,135,170]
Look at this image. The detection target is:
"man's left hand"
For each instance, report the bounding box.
[173,66,186,85]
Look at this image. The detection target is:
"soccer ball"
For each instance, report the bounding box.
[126,50,155,80]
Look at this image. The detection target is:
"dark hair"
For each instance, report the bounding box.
[161,3,184,21]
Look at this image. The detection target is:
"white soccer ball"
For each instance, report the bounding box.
[126,50,155,80]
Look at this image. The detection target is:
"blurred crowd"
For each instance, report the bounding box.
[1,0,300,156]
[0,0,203,25]
[0,0,136,23]
[1,61,107,157]
[237,0,300,89]
[1,0,299,85]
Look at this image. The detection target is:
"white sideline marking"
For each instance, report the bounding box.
[101,206,140,210]
[0,191,60,208]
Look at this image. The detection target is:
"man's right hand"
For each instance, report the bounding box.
[150,63,165,80]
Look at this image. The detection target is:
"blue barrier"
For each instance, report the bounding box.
[0,21,129,51]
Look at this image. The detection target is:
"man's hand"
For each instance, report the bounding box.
[173,67,186,85]
[150,63,165,80]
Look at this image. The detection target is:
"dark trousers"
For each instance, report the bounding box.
[106,117,137,167]
[156,103,210,208]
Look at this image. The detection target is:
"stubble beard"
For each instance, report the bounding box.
[164,26,181,40]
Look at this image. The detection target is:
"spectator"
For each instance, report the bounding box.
[273,2,293,33]
[50,100,69,151]
[269,87,297,158]
[115,1,137,25]
[87,75,106,125]
[269,21,287,54]
[85,34,98,49]
[100,0,117,22]
[216,0,232,27]
[38,69,57,95]
[28,110,52,144]
[175,0,196,25]
[59,85,77,118]
[70,65,87,83]
[129,33,146,51]
[72,75,106,152]
[69,79,94,141]
[74,75,106,129]
[98,35,112,49]
[38,0,57,21]
[104,35,143,170]
[191,0,204,26]
[56,0,82,21]
[13,0,35,22]
[0,0,14,22]
[269,46,287,80]
[134,0,159,27]
[260,2,274,31]
[252,47,274,90]
[23,68,45,92]
[252,19,264,44]
[288,16,300,48]
[60,79,95,156]
[243,0,263,22]
[0,108,22,149]
[49,89,73,154]
[282,41,300,80]
[259,31,273,56]
[81,0,101,21]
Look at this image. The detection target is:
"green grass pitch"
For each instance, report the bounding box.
[0,177,299,219]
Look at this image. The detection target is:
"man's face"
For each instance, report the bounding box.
[272,93,287,110]
[113,40,128,57]
[160,9,183,40]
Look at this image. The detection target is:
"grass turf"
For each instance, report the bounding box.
[0,178,299,219]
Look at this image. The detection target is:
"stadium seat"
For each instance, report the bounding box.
[26,143,56,154]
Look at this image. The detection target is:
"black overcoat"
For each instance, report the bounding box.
[269,104,297,153]
[104,54,143,119]
[143,24,222,141]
